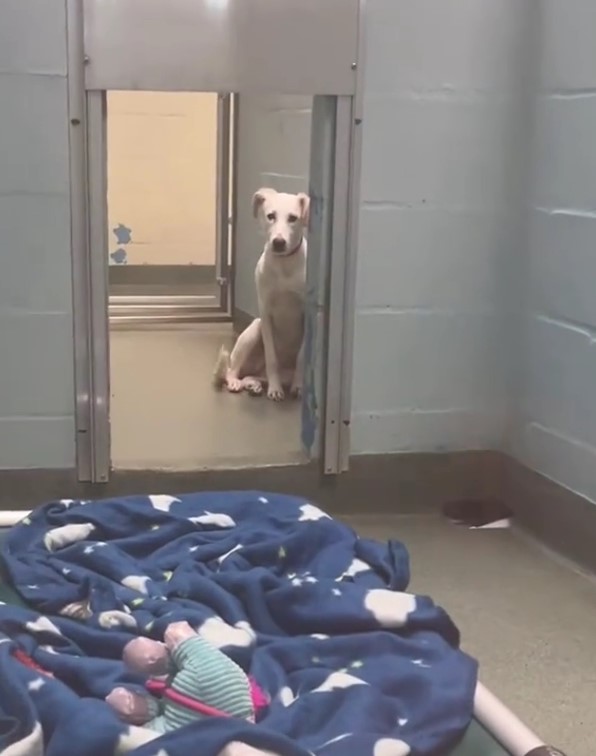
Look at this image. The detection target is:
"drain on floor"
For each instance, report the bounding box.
[441,498,512,529]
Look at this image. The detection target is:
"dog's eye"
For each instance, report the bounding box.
[266,212,276,221]
[287,214,298,223]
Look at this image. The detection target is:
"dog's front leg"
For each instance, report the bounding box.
[261,315,284,401]
[290,337,305,399]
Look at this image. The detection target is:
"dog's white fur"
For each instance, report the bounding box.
[213,187,309,401]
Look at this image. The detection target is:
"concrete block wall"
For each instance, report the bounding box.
[351,0,531,454]
[512,0,596,501]
[0,0,75,468]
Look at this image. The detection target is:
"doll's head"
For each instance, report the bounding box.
[123,636,169,677]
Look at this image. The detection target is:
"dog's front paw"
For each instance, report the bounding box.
[244,378,263,397]
[227,377,243,393]
[290,383,302,399]
[267,384,285,402]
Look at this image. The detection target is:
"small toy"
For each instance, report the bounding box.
[106,621,267,733]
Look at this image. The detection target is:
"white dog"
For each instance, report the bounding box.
[213,187,309,401]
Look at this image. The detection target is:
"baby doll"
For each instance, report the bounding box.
[106,621,267,734]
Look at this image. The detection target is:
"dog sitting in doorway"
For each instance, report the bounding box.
[213,187,309,401]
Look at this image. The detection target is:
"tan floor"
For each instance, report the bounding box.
[344,513,596,756]
[109,324,303,470]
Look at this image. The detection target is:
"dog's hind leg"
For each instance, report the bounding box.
[226,319,263,393]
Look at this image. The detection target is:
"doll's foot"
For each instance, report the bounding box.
[123,636,169,676]
[106,687,155,725]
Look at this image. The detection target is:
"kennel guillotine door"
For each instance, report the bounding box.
[69,0,363,483]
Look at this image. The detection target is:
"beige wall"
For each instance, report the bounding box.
[107,91,217,267]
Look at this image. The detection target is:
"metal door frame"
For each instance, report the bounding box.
[68,0,364,482]
[215,92,233,314]
[67,0,111,482]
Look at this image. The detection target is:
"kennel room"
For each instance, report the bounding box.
[0,0,594,754]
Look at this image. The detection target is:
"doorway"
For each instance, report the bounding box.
[105,92,311,470]
[69,0,362,482]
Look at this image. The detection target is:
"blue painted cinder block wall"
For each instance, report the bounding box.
[351,0,531,454]
[0,0,75,468]
[510,1,596,502]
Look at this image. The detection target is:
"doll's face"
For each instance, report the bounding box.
[123,637,169,677]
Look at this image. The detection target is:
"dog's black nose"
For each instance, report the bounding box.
[272,237,287,252]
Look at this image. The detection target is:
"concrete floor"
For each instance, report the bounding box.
[109,325,303,470]
[343,513,596,756]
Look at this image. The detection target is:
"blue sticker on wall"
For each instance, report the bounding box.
[113,223,132,245]
[110,249,127,265]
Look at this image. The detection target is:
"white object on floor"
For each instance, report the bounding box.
[470,518,512,530]
[0,511,32,527]
[474,681,543,756]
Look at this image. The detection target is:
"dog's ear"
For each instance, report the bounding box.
[252,188,275,219]
[297,193,310,226]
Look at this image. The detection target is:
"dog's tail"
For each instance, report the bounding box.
[212,345,231,390]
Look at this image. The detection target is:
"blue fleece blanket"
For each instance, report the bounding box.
[0,492,477,756]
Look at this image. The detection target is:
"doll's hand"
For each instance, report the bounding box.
[164,621,196,651]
